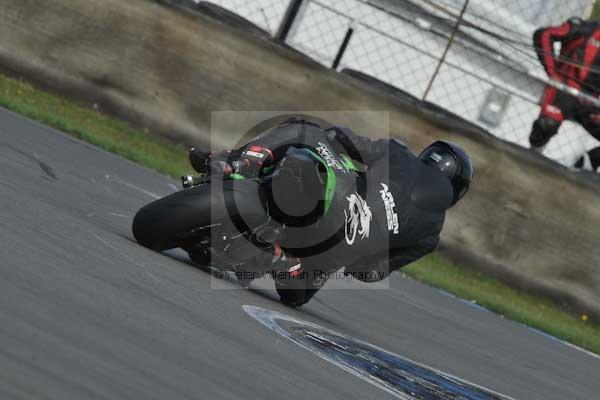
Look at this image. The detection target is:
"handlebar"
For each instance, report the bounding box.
[181,175,210,188]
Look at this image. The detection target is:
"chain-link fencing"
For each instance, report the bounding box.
[202,0,599,167]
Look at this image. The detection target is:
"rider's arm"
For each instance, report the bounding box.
[344,235,439,282]
[533,19,579,80]
[209,120,312,176]
[196,138,278,177]
[325,126,394,166]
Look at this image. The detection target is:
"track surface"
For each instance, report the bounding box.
[0,107,598,400]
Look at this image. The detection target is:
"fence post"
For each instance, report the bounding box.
[422,0,470,101]
[332,22,355,70]
[276,0,305,41]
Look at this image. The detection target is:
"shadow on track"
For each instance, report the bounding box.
[120,232,343,327]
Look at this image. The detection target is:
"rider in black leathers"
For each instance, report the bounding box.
[190,118,473,306]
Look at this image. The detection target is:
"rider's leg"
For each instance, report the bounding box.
[576,108,600,143]
[189,119,324,176]
[530,116,561,151]
[270,243,307,306]
[529,86,565,151]
[275,255,337,307]
[573,109,600,172]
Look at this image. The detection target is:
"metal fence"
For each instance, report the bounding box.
[204,0,598,167]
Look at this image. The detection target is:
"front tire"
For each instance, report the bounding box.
[132,185,214,251]
[132,178,267,252]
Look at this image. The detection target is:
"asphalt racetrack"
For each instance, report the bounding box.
[0,107,599,400]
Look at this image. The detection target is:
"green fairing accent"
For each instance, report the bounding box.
[306,149,336,217]
[230,173,245,180]
[261,165,275,174]
[340,154,360,172]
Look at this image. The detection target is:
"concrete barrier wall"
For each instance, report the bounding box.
[1,0,599,316]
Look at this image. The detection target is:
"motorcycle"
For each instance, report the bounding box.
[132,147,355,305]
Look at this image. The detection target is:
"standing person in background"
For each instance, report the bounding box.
[530,18,600,152]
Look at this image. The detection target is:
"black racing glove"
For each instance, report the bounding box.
[189,148,212,174]
[189,148,236,176]
[236,145,274,177]
[190,146,273,177]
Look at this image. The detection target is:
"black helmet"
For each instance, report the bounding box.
[418,141,473,205]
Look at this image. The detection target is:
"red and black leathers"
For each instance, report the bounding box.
[530,18,600,149]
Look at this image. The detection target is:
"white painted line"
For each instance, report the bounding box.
[105,175,162,199]
[108,212,130,218]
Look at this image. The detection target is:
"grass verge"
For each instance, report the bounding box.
[1,72,599,355]
[0,75,192,178]
[592,1,600,22]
